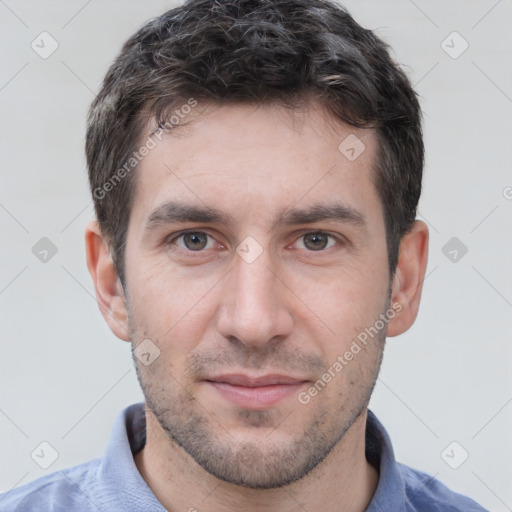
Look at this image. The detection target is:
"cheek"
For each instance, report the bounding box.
[291,262,389,341]
[127,263,218,352]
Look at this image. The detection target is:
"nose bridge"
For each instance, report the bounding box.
[217,246,292,346]
[235,252,275,310]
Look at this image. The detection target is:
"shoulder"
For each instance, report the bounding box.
[399,463,489,512]
[0,458,101,512]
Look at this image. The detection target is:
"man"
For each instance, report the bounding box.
[0,0,487,510]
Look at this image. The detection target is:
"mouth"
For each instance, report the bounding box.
[204,374,309,409]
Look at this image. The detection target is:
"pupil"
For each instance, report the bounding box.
[184,233,207,250]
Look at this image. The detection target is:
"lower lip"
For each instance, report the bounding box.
[207,381,307,409]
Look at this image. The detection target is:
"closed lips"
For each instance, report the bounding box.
[205,374,308,387]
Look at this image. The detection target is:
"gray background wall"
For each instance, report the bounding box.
[0,0,511,510]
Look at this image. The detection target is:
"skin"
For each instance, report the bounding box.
[86,99,429,512]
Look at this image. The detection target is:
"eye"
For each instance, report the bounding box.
[174,231,215,251]
[295,232,337,251]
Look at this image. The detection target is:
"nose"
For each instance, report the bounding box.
[216,247,294,349]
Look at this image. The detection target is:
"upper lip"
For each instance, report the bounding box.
[205,374,308,387]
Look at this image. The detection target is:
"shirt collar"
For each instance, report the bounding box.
[96,403,164,510]
[365,409,406,511]
[97,403,405,510]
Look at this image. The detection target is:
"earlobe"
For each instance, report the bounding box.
[85,221,131,341]
[386,220,429,337]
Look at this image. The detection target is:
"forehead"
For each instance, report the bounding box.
[130,101,383,232]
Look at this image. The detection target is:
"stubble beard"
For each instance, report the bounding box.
[128,301,387,489]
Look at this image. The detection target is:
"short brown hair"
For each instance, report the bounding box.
[86,0,423,285]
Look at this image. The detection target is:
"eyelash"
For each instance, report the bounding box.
[165,230,342,255]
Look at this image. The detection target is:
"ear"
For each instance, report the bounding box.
[387,220,429,337]
[85,220,130,341]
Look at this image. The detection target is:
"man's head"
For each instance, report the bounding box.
[86,0,424,284]
[85,0,428,490]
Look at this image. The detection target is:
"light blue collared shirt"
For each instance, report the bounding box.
[0,403,487,511]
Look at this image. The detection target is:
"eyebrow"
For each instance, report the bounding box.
[145,201,234,230]
[273,202,368,231]
[144,200,367,232]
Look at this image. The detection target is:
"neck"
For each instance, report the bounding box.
[134,406,379,512]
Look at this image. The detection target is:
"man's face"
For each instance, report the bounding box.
[123,101,391,488]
